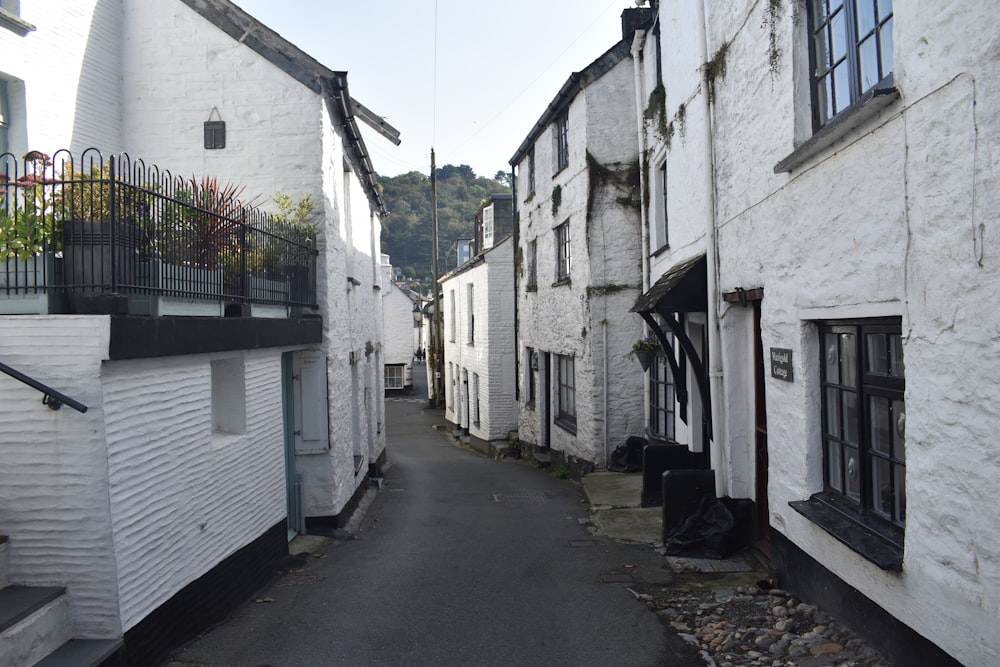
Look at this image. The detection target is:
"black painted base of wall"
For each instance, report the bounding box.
[771,530,962,667]
[121,521,288,667]
[305,448,388,532]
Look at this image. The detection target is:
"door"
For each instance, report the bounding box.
[752,301,771,557]
[285,350,330,539]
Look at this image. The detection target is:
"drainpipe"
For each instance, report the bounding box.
[631,28,650,295]
[698,0,728,497]
[603,319,609,467]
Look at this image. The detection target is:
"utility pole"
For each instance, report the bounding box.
[430,148,443,408]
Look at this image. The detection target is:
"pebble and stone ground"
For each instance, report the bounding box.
[632,575,892,667]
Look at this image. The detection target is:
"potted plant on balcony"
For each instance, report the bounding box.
[631,335,661,371]
[0,151,65,314]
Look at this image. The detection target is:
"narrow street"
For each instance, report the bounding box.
[166,365,702,666]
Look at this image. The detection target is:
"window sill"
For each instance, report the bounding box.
[774,85,900,173]
[651,244,670,259]
[552,278,571,288]
[525,283,537,292]
[554,417,577,435]
[789,495,903,571]
[0,8,35,35]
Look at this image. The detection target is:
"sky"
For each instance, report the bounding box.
[233,0,637,179]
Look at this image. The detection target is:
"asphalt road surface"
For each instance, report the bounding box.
[168,366,701,666]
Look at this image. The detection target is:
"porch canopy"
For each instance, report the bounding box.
[632,254,712,442]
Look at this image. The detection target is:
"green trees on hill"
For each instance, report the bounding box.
[379,164,511,290]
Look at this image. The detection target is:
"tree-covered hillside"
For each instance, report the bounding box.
[379,165,511,291]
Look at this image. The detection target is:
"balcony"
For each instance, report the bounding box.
[1,149,322,358]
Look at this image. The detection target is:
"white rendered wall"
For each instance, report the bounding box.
[102,349,286,632]
[382,281,415,368]
[441,238,517,443]
[0,0,124,156]
[688,1,1000,664]
[0,317,119,638]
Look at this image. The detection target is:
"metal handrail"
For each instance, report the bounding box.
[0,361,88,413]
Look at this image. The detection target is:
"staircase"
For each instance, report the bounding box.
[0,536,123,666]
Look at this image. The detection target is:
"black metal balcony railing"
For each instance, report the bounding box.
[0,149,318,315]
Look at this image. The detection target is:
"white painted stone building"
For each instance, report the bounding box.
[510,11,652,471]
[0,1,395,664]
[631,1,1000,665]
[381,255,416,390]
[440,222,517,452]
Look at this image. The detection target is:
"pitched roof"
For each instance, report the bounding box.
[179,0,398,215]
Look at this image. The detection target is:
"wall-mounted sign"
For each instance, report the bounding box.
[770,347,793,382]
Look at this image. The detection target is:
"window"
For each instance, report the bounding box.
[472,373,480,427]
[0,80,8,155]
[556,354,576,428]
[449,289,456,342]
[808,0,893,129]
[482,204,494,249]
[652,161,668,251]
[526,239,537,291]
[820,320,905,537]
[527,147,536,197]
[555,222,571,283]
[466,283,475,344]
[649,352,675,441]
[554,110,569,173]
[384,364,405,390]
[525,347,537,408]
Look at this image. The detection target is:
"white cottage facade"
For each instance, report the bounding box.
[0,1,395,664]
[381,255,416,390]
[632,1,1000,665]
[510,11,653,472]
[440,234,517,451]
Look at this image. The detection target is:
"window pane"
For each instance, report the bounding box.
[859,35,880,90]
[824,333,840,382]
[825,387,841,436]
[829,0,844,13]
[880,17,893,78]
[855,0,876,36]
[817,74,834,124]
[866,333,889,374]
[889,332,903,377]
[811,0,828,29]
[845,446,861,501]
[814,29,832,73]
[894,399,905,461]
[877,0,892,22]
[894,464,906,521]
[870,395,890,454]
[840,332,856,386]
[843,390,858,444]
[832,62,851,114]
[872,457,892,517]
[828,439,843,491]
[831,10,848,63]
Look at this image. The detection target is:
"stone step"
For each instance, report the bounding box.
[0,585,71,667]
[34,638,125,667]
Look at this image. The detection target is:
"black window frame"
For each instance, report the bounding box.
[554,221,571,284]
[525,347,536,409]
[527,146,536,197]
[555,353,576,430]
[554,110,569,173]
[818,318,905,545]
[649,351,676,441]
[807,0,894,131]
